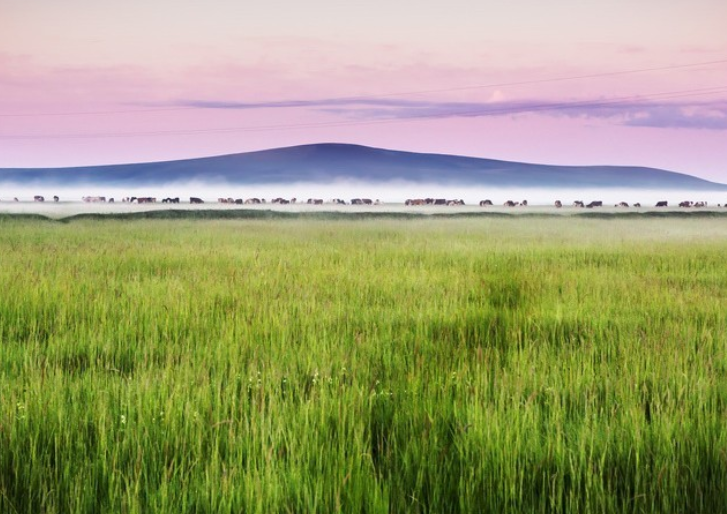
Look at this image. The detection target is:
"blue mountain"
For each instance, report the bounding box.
[1,143,725,190]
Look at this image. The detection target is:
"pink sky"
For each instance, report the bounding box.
[1,0,726,182]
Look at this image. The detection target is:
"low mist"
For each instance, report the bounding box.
[3,180,726,205]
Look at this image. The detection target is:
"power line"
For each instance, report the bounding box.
[2,85,725,140]
[352,58,727,99]
[0,58,725,118]
[0,106,199,118]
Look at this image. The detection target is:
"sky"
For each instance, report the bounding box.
[1,0,726,181]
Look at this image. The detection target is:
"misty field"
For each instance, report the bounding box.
[2,216,727,513]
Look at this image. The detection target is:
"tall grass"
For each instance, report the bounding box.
[1,217,727,513]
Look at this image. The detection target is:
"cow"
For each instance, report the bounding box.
[34,195,45,202]
[504,200,518,207]
[83,196,106,203]
[633,203,641,208]
[362,198,373,205]
[108,198,115,203]
[190,197,204,204]
[136,197,156,204]
[520,200,528,207]
[655,201,668,207]
[586,201,603,208]
[447,199,465,206]
[244,198,262,204]
[616,202,629,208]
[679,201,692,208]
[234,199,243,204]
[479,200,493,206]
[272,197,290,204]
[573,200,585,208]
[554,200,562,208]
[405,199,425,206]
[53,195,60,202]
[694,201,707,207]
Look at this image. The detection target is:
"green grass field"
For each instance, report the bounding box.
[2,216,727,513]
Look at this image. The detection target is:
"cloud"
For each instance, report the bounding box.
[489,90,506,103]
[177,98,426,110]
[162,94,727,131]
[339,98,727,131]
[622,105,727,130]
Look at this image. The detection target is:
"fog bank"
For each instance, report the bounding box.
[2,181,727,207]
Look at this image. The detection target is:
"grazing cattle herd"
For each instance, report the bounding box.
[1,194,725,208]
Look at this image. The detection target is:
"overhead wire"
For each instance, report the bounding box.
[0,58,725,118]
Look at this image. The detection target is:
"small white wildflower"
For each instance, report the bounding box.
[121,415,126,425]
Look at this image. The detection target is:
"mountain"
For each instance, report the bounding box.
[1,143,725,190]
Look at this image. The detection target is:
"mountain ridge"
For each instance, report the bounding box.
[2,143,725,190]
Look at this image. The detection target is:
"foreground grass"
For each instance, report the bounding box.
[1,217,727,513]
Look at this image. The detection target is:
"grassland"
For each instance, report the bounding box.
[1,216,727,513]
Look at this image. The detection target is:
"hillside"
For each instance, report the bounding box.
[2,143,725,190]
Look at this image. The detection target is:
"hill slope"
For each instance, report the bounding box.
[2,143,725,190]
